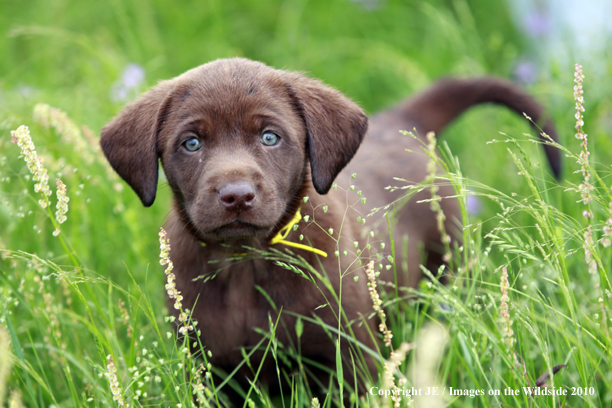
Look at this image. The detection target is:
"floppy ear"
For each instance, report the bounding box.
[100,80,175,207]
[285,73,368,194]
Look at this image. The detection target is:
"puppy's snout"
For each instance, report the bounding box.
[218,182,256,211]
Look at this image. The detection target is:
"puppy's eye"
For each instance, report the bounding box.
[261,132,280,146]
[183,137,202,152]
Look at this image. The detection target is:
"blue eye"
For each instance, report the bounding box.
[184,137,201,152]
[261,132,280,146]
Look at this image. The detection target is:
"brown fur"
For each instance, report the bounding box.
[100,58,560,395]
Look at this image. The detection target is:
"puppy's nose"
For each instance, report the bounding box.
[218,182,256,210]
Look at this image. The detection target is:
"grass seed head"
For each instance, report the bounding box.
[53,178,69,236]
[11,125,52,208]
[106,355,125,406]
[159,228,183,310]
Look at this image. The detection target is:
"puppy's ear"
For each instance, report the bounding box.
[285,74,368,194]
[100,80,175,207]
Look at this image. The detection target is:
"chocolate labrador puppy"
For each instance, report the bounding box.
[100,58,560,396]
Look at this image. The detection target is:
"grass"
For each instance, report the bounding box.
[1,0,612,406]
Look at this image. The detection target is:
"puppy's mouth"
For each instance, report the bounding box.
[210,220,270,239]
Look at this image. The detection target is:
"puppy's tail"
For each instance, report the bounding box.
[399,77,562,178]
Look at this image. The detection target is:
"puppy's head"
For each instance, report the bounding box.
[101,58,367,240]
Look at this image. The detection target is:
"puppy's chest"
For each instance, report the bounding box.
[175,254,320,352]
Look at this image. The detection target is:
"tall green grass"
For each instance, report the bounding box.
[2,0,612,407]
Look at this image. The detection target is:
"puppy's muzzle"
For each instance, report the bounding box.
[218,182,256,213]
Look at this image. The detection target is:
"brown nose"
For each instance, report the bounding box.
[218,182,256,211]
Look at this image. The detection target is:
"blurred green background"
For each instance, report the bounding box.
[1,0,526,116]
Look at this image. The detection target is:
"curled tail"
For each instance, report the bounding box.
[398,77,562,178]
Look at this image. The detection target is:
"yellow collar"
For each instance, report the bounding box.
[270,208,328,257]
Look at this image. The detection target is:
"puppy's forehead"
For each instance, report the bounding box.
[174,59,292,112]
